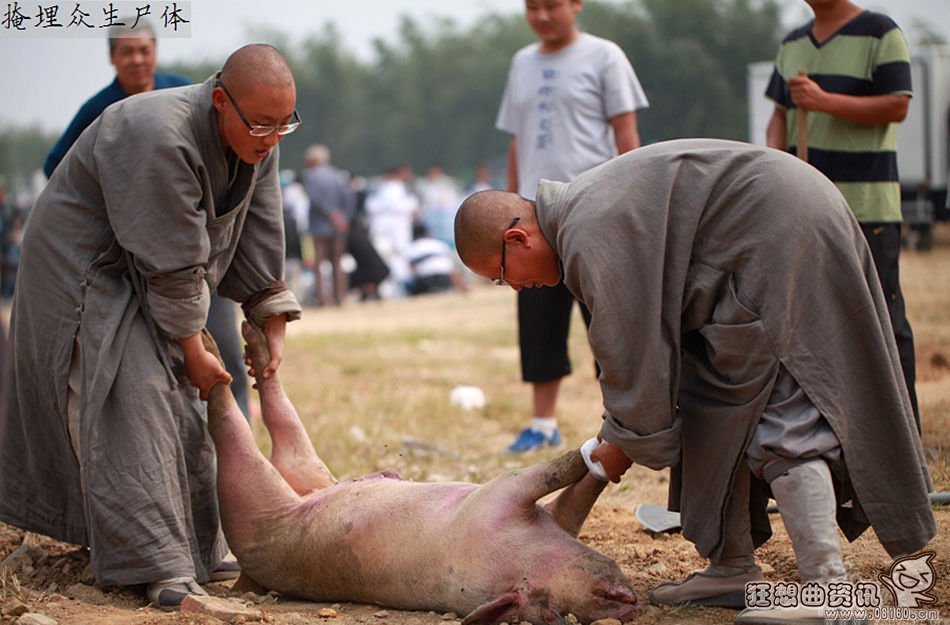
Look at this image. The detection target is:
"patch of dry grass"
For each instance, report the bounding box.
[0,567,23,602]
[271,226,950,496]
[269,287,583,484]
[0,227,946,494]
[904,225,950,491]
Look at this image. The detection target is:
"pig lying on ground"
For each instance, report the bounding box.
[203,323,640,625]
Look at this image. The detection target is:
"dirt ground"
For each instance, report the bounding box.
[2,225,950,625]
[1,504,947,625]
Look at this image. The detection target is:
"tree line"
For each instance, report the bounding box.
[247,0,790,181]
[2,0,791,192]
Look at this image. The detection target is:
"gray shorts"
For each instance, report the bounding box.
[746,365,841,483]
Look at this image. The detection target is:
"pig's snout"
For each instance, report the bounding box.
[591,582,641,621]
[549,555,640,624]
[535,583,640,625]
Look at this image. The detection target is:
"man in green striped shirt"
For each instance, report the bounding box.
[765,0,919,429]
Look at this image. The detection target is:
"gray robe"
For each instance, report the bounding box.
[536,139,934,560]
[0,75,301,586]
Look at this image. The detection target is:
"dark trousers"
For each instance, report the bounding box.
[861,223,919,430]
[517,282,595,383]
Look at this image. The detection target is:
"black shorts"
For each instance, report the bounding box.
[517,282,594,382]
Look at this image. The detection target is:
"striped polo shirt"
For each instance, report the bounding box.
[765,11,912,222]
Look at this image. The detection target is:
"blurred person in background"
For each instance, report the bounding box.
[301,144,354,307]
[0,176,12,385]
[365,164,419,297]
[43,20,190,178]
[280,169,309,303]
[0,179,28,300]
[346,176,390,302]
[416,162,462,250]
[467,162,495,196]
[404,223,468,296]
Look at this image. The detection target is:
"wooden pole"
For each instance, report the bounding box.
[796,69,809,162]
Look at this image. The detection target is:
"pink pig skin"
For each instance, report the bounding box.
[204,325,640,625]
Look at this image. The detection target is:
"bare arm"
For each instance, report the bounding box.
[506,136,518,193]
[766,106,788,150]
[788,74,909,125]
[610,111,641,154]
[180,332,232,400]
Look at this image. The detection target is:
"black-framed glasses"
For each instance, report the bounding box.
[217,80,302,137]
[493,217,521,286]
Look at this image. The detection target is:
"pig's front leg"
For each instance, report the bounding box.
[243,321,336,494]
[542,472,607,537]
[499,450,608,536]
[514,450,589,502]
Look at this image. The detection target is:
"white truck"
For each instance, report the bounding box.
[747,45,950,249]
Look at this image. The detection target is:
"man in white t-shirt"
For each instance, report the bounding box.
[496,0,649,453]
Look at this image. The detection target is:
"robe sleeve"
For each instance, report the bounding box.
[580,260,683,470]
[551,183,682,471]
[218,147,302,326]
[93,104,212,339]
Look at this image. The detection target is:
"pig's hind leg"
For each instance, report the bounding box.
[242,321,336,494]
[203,330,303,549]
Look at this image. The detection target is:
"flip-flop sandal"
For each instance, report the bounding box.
[146,576,207,611]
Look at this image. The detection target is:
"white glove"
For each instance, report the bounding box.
[580,437,609,481]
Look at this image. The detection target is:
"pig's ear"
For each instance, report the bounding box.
[461,590,525,625]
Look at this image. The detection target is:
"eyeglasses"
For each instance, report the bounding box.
[217,80,302,137]
[493,217,521,286]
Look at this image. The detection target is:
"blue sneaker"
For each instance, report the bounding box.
[507,427,563,453]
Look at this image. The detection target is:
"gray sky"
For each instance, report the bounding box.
[0,0,947,132]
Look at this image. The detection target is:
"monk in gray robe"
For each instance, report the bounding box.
[454,139,935,624]
[0,44,302,610]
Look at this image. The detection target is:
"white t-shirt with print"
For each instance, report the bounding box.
[496,32,649,200]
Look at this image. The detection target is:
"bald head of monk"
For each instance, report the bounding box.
[212,44,298,165]
[454,190,562,290]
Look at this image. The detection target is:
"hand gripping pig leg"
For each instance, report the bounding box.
[242,321,336,494]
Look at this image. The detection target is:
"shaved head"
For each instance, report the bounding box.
[454,190,535,268]
[220,44,294,98]
[213,44,297,165]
